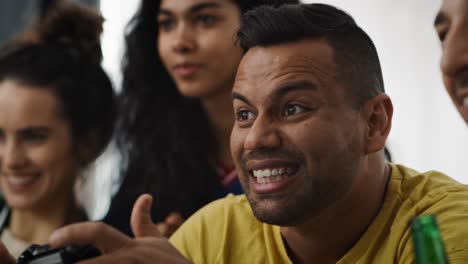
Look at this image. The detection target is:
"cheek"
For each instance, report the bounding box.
[442,75,456,95]
[292,123,331,148]
[34,145,76,175]
[441,76,460,106]
[288,121,352,163]
[230,127,244,163]
[157,36,171,68]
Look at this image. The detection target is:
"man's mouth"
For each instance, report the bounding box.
[252,167,298,184]
[246,162,300,194]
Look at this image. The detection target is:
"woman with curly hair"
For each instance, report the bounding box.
[104,0,299,237]
[0,1,115,258]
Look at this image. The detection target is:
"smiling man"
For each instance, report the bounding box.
[434,0,468,124]
[170,4,468,263]
[21,3,468,264]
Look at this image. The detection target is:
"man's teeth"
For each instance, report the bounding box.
[252,168,295,184]
[463,97,468,106]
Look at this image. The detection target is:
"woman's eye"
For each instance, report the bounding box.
[196,15,217,27]
[236,110,255,121]
[284,104,308,116]
[157,18,175,32]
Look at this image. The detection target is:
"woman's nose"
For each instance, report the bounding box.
[172,23,197,54]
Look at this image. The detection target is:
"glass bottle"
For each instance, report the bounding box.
[411,215,449,264]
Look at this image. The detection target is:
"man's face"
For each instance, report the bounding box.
[435,0,468,124]
[231,39,366,226]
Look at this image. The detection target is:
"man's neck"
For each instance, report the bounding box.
[281,160,390,263]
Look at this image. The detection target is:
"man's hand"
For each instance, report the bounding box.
[49,194,191,264]
[0,241,15,264]
[155,213,185,238]
[131,194,184,238]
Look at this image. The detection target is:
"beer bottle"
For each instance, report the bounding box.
[411,215,449,264]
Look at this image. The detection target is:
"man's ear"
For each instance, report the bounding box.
[361,94,393,155]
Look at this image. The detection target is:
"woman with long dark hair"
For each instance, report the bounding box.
[104,0,299,237]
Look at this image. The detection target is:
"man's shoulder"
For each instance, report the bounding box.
[390,164,468,203]
[343,165,468,263]
[383,165,468,263]
[392,164,468,243]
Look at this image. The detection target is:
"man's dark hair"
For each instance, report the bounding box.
[237,3,384,108]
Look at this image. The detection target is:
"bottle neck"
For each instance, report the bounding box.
[411,215,449,264]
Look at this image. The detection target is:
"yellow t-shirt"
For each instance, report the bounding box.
[170,164,468,263]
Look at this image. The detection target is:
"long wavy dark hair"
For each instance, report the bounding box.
[104,0,299,235]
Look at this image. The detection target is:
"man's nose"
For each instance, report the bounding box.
[244,116,281,151]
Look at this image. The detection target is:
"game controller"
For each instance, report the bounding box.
[17,244,100,264]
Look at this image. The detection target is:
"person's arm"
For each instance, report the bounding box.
[49,195,191,264]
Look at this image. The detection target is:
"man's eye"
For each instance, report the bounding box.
[236,110,255,121]
[23,132,47,143]
[284,104,308,116]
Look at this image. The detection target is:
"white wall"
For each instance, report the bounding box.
[303,0,468,182]
[81,0,140,220]
[101,0,140,91]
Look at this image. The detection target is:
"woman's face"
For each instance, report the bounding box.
[157,0,244,99]
[0,80,79,211]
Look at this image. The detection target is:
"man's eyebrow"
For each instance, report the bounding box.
[231,81,317,104]
[231,91,252,105]
[434,12,447,27]
[274,80,318,99]
[159,2,221,16]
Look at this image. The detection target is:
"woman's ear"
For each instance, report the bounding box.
[361,93,393,155]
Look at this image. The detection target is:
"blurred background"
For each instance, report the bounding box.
[1,0,466,219]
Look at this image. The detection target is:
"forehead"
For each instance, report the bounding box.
[234,38,337,95]
[0,80,63,127]
[159,0,237,13]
